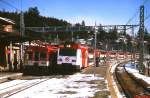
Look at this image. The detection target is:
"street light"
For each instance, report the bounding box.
[20,0,25,71]
[94,24,98,66]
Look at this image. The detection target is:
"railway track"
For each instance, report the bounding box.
[0,79,49,98]
[0,75,68,98]
[115,62,150,98]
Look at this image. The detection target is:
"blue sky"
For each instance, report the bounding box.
[0,0,149,26]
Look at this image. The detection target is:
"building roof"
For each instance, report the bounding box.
[0,30,33,45]
[0,16,15,25]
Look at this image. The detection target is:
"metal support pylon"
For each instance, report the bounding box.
[139,5,145,74]
[20,11,25,71]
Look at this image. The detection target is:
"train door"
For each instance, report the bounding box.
[76,49,82,69]
[81,49,88,68]
[39,52,47,66]
[24,51,33,65]
[7,50,11,69]
[34,51,40,66]
[13,50,18,71]
[48,51,57,73]
[0,46,7,69]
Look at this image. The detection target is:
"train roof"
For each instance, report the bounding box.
[59,43,89,50]
[25,45,58,52]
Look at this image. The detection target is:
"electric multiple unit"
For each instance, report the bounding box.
[23,45,58,74]
[57,43,89,71]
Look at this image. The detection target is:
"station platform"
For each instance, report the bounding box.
[0,72,23,82]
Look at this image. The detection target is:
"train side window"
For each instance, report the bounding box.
[34,52,39,61]
[40,52,46,60]
[25,52,32,60]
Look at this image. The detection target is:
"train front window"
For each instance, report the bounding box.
[40,52,46,60]
[59,48,76,56]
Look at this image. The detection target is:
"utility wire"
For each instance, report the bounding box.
[145,17,150,32]
[126,0,149,25]
[142,0,148,5]
[145,14,150,21]
[0,0,20,11]
[126,10,139,25]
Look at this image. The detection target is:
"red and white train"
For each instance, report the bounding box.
[57,43,89,71]
[23,42,93,74]
[23,41,139,74]
[23,45,58,74]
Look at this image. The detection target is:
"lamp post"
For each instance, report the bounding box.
[115,39,120,63]
[94,24,98,66]
[20,0,25,71]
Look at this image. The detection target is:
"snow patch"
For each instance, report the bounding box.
[109,61,124,98]
[110,61,118,73]
[125,63,150,85]
[4,73,107,98]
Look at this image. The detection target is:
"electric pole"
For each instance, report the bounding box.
[139,5,145,74]
[94,23,98,67]
[132,25,135,63]
[123,26,127,61]
[20,4,25,71]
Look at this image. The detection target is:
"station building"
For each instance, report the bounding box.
[0,16,22,71]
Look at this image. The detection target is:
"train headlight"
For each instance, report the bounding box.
[66,45,71,48]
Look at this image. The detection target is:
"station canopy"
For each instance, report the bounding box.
[0,30,33,45]
[0,16,15,25]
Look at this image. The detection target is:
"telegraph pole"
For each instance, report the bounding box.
[71,31,74,42]
[94,23,98,67]
[20,0,25,71]
[132,25,135,63]
[139,5,145,74]
[123,26,127,61]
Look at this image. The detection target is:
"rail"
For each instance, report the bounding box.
[0,79,49,98]
[115,61,150,98]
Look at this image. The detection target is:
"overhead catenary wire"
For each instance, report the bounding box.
[145,21,150,33]
[143,0,150,33]
[145,13,150,21]
[126,0,149,25]
[126,9,140,25]
[142,0,148,5]
[0,0,20,11]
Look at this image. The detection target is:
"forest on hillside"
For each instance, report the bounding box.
[0,7,70,28]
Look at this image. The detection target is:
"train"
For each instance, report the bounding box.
[23,44,58,74]
[23,41,139,75]
[57,43,89,72]
[23,41,95,74]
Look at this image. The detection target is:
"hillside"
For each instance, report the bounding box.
[0,7,70,28]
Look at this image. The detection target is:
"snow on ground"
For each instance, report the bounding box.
[143,61,150,69]
[0,79,47,95]
[0,80,27,91]
[110,61,118,73]
[109,60,124,98]
[125,63,150,85]
[3,73,107,98]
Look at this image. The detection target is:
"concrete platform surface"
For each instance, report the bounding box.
[0,72,23,81]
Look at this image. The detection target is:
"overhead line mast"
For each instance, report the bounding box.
[139,5,145,74]
[20,0,25,71]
